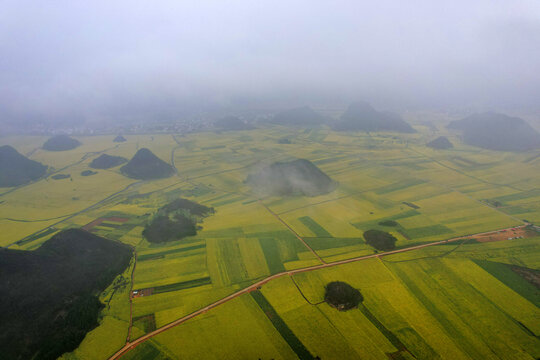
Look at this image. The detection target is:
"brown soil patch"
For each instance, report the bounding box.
[511,267,540,289]
[475,227,536,243]
[132,288,154,298]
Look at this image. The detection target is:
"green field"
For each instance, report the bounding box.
[1,125,539,359]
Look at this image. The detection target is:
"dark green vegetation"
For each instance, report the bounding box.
[278,138,292,144]
[51,173,70,180]
[0,145,47,187]
[214,116,255,131]
[120,148,175,180]
[299,216,332,237]
[473,260,540,307]
[324,281,363,311]
[0,229,132,360]
[334,101,415,133]
[137,244,206,261]
[246,159,336,196]
[143,198,214,243]
[80,170,97,176]
[269,106,327,127]
[363,229,398,251]
[42,135,81,151]
[160,198,214,216]
[113,135,127,142]
[358,304,415,359]
[153,277,212,294]
[90,154,128,169]
[143,215,197,243]
[448,112,540,151]
[427,136,453,149]
[379,220,399,227]
[250,291,315,360]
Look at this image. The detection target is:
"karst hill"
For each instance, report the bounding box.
[120,148,175,179]
[90,154,128,169]
[42,135,81,151]
[0,145,48,187]
[334,101,415,133]
[448,112,540,151]
[0,229,132,360]
[247,159,336,196]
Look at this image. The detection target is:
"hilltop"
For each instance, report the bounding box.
[90,154,128,169]
[120,148,175,179]
[268,106,328,127]
[0,229,132,360]
[427,136,453,149]
[246,159,336,196]
[42,135,81,151]
[113,135,127,142]
[0,145,48,187]
[448,112,540,151]
[334,102,415,133]
[214,116,255,131]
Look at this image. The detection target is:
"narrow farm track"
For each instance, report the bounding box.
[108,225,526,360]
[258,200,326,264]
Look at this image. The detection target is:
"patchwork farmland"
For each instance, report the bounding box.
[1,126,539,359]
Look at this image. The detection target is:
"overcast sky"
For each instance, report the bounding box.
[1,0,539,123]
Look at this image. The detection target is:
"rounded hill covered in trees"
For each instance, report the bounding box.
[427,136,453,149]
[447,112,540,151]
[0,145,48,187]
[246,159,336,197]
[113,135,127,142]
[143,198,214,243]
[364,229,398,251]
[42,135,81,151]
[90,154,128,169]
[334,102,415,133]
[325,281,363,311]
[120,148,175,179]
[0,228,132,360]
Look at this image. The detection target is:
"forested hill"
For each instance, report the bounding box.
[0,145,47,187]
[334,101,415,133]
[0,229,133,360]
[448,112,540,151]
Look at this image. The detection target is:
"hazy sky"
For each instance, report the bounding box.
[1,0,539,123]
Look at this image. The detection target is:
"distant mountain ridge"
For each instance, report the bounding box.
[120,148,175,179]
[0,145,47,187]
[448,112,540,151]
[334,102,415,133]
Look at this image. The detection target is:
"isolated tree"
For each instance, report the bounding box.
[363,229,398,251]
[325,281,363,311]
